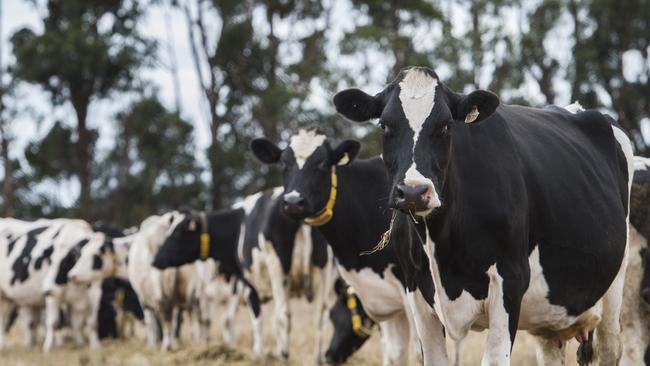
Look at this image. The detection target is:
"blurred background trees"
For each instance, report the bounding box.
[0,0,649,225]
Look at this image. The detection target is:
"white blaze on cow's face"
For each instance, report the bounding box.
[393,68,444,215]
[289,129,327,169]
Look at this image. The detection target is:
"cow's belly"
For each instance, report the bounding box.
[337,264,404,322]
[0,266,48,306]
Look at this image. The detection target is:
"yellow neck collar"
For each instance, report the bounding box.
[199,212,210,259]
[304,167,337,227]
[345,287,377,338]
[110,248,118,277]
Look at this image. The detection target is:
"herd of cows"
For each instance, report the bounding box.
[1,66,650,365]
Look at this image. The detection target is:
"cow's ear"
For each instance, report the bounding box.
[250,138,282,164]
[333,89,383,122]
[457,90,500,124]
[329,140,360,167]
[333,278,347,296]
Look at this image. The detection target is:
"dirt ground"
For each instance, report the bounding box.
[0,297,580,366]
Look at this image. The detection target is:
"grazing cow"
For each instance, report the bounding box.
[251,128,446,365]
[97,277,144,339]
[0,218,105,351]
[333,66,633,365]
[620,156,650,365]
[325,278,377,364]
[153,198,334,359]
[68,232,144,341]
[128,213,198,351]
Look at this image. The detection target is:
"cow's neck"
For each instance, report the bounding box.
[316,158,397,271]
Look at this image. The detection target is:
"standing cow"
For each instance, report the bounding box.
[0,218,105,351]
[153,194,334,360]
[251,129,446,365]
[333,66,633,365]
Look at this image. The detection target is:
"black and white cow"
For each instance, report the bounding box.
[325,277,377,364]
[152,208,264,355]
[97,277,144,339]
[333,66,634,365]
[251,129,447,365]
[620,156,650,365]
[0,218,105,351]
[127,213,199,351]
[152,193,334,360]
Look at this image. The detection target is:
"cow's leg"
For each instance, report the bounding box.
[313,253,334,363]
[379,312,410,366]
[481,263,526,366]
[43,295,60,352]
[596,244,627,365]
[69,305,86,347]
[0,296,13,349]
[85,283,101,349]
[534,336,566,365]
[160,304,177,352]
[143,308,158,349]
[405,290,449,366]
[221,279,241,343]
[243,279,264,357]
[21,307,41,346]
[264,245,291,359]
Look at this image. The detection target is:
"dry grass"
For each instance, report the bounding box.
[0,297,580,365]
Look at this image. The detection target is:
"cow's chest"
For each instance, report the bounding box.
[337,265,404,322]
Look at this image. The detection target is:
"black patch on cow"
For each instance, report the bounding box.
[311,229,328,268]
[10,226,49,285]
[92,254,103,270]
[55,239,89,285]
[7,235,19,255]
[631,161,650,239]
[34,245,54,270]
[240,190,276,270]
[259,194,302,274]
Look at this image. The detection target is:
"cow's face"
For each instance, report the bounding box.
[250,128,360,220]
[68,238,116,284]
[324,278,374,364]
[153,212,202,269]
[334,66,499,216]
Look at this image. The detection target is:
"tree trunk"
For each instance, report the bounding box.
[1,134,13,217]
[73,101,92,220]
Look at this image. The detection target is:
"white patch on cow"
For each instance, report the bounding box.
[634,156,650,171]
[399,69,441,215]
[482,265,512,366]
[260,233,290,356]
[271,186,284,199]
[338,266,404,322]
[289,129,326,169]
[232,191,263,215]
[563,102,584,114]
[283,190,301,201]
[405,290,450,366]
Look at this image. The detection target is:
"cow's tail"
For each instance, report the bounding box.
[576,330,595,365]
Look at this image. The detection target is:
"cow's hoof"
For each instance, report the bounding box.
[282,351,289,359]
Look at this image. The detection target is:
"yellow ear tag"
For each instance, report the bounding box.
[115,289,125,307]
[200,233,210,259]
[465,105,480,123]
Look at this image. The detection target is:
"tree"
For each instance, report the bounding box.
[94,96,206,226]
[11,0,154,219]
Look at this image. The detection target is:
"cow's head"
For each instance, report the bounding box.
[68,234,132,284]
[152,211,203,269]
[334,66,499,216]
[324,278,375,364]
[250,128,360,221]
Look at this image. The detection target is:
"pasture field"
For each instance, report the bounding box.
[0,297,581,366]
